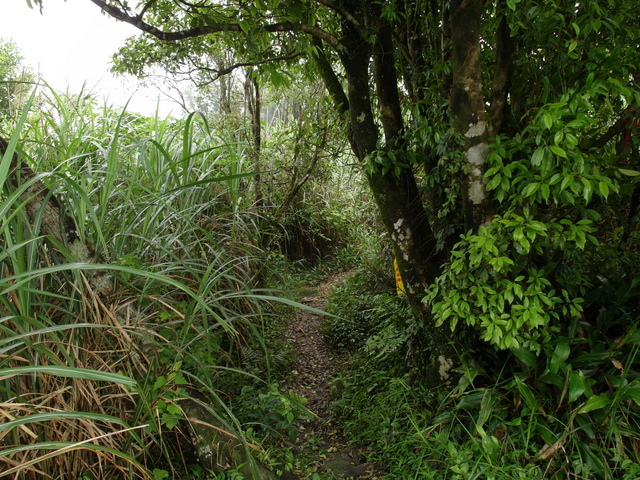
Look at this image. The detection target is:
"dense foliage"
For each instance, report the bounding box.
[64,0,640,385]
[3,0,640,477]
[0,81,363,478]
[328,262,640,478]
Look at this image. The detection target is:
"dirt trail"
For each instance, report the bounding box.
[282,277,383,479]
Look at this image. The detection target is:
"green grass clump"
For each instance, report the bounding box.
[0,88,292,479]
[324,267,408,353]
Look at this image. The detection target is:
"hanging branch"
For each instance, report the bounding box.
[89,0,345,51]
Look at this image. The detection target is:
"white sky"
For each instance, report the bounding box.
[4,0,180,116]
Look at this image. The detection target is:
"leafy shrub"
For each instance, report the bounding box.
[233,384,310,442]
[333,270,640,479]
[323,268,409,352]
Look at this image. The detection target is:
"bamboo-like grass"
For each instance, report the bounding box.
[0,87,276,479]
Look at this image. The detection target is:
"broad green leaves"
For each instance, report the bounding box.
[485,94,620,208]
[425,209,593,351]
[364,148,415,177]
[455,82,632,351]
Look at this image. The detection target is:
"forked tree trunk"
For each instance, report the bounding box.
[315,1,459,387]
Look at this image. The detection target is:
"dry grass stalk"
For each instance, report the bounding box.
[0,285,161,479]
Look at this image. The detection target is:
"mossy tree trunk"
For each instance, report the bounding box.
[314,1,458,386]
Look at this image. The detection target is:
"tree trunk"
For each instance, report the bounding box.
[245,69,263,208]
[489,10,516,137]
[450,0,493,232]
[321,3,459,386]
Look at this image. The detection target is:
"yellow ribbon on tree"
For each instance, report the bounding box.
[393,258,404,295]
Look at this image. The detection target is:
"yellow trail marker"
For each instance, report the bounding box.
[394,258,404,295]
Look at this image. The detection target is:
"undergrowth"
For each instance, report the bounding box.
[0,88,308,479]
[327,261,640,479]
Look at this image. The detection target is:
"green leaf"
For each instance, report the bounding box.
[511,348,537,368]
[581,177,593,202]
[549,343,570,374]
[238,19,252,33]
[540,183,550,200]
[518,236,531,252]
[270,69,290,88]
[486,174,502,190]
[457,392,484,409]
[522,182,540,198]
[578,394,610,414]
[153,376,167,390]
[554,131,564,144]
[568,370,586,402]
[598,181,609,197]
[515,375,539,411]
[154,469,170,480]
[531,147,545,166]
[0,412,131,432]
[622,383,640,406]
[0,366,136,386]
[542,113,553,129]
[618,168,640,177]
[560,174,574,190]
[538,373,564,389]
[549,145,567,158]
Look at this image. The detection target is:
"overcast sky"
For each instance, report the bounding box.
[4,0,178,116]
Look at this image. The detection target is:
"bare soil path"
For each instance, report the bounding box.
[282,276,385,479]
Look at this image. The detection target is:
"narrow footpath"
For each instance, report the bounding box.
[282,277,384,479]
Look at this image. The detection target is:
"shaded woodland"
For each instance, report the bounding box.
[1,0,639,478]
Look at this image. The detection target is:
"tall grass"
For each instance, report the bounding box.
[0,86,278,478]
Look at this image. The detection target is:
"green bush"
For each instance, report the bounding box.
[323,268,410,353]
[331,269,640,479]
[233,384,310,443]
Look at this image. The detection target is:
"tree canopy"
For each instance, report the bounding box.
[29,0,640,384]
[0,38,33,120]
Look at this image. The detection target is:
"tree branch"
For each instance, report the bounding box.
[310,37,348,116]
[581,104,639,151]
[276,126,328,217]
[138,0,159,18]
[313,0,364,36]
[372,12,404,141]
[89,0,344,51]
[188,53,304,84]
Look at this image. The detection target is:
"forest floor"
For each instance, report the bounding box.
[282,274,386,480]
